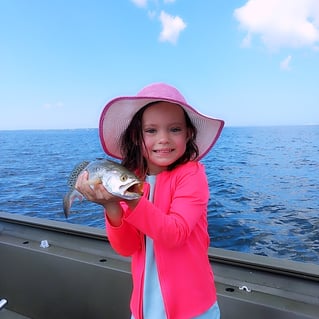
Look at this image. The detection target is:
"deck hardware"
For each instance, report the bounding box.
[99,258,107,262]
[0,299,8,310]
[225,287,235,292]
[40,240,50,248]
[239,285,252,292]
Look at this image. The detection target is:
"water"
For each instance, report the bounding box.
[0,126,318,264]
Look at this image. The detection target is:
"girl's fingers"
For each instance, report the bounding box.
[75,171,88,189]
[75,171,119,204]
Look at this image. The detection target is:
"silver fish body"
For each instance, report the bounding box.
[63,158,143,217]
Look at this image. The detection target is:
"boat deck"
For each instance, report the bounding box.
[1,308,30,319]
[1,212,318,319]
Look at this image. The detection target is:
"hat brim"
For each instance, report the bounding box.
[99,96,224,160]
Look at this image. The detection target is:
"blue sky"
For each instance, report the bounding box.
[0,0,318,130]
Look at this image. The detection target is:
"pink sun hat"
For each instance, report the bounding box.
[99,83,224,160]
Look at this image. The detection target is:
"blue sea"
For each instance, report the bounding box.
[0,126,318,264]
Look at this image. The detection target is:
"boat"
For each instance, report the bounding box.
[1,211,318,319]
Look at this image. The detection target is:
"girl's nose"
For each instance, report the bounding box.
[158,131,169,143]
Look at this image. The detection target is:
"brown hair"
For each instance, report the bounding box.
[120,102,199,178]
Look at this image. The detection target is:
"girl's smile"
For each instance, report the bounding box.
[153,148,175,154]
[142,102,189,175]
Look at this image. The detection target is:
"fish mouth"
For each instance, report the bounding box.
[123,181,144,197]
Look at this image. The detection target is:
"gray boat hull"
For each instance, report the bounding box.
[1,212,318,319]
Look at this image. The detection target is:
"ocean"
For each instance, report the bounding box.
[0,126,318,264]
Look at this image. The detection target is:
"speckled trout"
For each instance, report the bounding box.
[63,158,143,217]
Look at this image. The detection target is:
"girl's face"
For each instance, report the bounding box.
[142,102,189,175]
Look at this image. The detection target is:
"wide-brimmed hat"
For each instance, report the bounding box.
[99,83,224,160]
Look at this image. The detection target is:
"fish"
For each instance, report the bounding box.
[63,158,143,217]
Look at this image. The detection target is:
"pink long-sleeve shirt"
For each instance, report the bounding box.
[105,161,217,319]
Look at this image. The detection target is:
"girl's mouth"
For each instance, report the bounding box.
[154,148,174,153]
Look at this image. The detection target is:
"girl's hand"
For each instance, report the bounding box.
[75,171,117,206]
[75,171,124,226]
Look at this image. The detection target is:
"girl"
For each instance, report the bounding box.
[76,83,224,319]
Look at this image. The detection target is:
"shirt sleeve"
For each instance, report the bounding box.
[105,208,142,256]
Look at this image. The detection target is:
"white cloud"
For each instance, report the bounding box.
[131,1,186,44]
[234,0,319,51]
[159,10,186,44]
[280,55,292,70]
[131,0,147,8]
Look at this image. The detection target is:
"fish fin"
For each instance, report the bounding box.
[63,189,84,218]
[67,161,90,187]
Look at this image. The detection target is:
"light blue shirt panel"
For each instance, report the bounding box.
[143,175,167,318]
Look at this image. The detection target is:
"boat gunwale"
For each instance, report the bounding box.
[1,211,318,282]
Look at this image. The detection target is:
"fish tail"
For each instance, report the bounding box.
[63,189,84,218]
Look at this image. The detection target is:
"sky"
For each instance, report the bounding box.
[0,0,318,130]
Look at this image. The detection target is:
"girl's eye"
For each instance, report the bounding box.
[144,128,156,134]
[171,127,182,132]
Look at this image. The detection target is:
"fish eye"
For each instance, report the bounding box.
[120,174,128,182]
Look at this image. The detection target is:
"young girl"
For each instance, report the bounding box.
[76,83,224,319]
